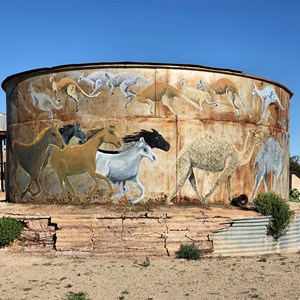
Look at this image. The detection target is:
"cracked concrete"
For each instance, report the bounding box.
[0,202,261,257]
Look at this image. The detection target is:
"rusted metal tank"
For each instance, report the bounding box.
[1,62,293,205]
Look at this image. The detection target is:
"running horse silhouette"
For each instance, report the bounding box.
[11,124,65,198]
[96,128,170,203]
[49,125,122,202]
[96,137,156,204]
[42,121,88,170]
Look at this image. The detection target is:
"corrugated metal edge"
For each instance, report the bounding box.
[211,213,300,256]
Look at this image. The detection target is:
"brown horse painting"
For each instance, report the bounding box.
[11,124,65,198]
[49,125,122,202]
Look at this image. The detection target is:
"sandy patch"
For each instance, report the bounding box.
[0,250,299,300]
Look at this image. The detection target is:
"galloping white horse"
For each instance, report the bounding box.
[96,137,156,204]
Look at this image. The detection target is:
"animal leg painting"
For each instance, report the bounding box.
[11,124,65,198]
[167,130,260,204]
[50,125,122,202]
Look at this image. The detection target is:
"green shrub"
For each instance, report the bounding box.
[175,243,202,260]
[0,217,25,247]
[65,291,91,300]
[289,188,300,202]
[253,192,294,240]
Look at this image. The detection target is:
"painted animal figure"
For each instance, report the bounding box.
[49,74,101,112]
[11,124,65,198]
[49,125,122,202]
[96,138,156,204]
[16,90,31,113]
[167,130,261,204]
[127,82,203,117]
[250,133,289,201]
[180,79,218,110]
[102,71,152,99]
[197,78,252,118]
[122,129,170,152]
[58,121,88,144]
[252,84,285,124]
[77,71,112,95]
[28,83,63,119]
[42,122,88,171]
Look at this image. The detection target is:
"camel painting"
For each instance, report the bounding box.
[250,133,289,201]
[167,130,261,204]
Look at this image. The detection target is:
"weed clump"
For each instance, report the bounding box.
[0,217,25,247]
[289,188,300,202]
[65,291,91,300]
[175,243,202,260]
[253,192,294,240]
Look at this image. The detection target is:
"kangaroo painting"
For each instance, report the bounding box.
[179,79,218,111]
[252,84,285,124]
[103,71,152,98]
[49,74,101,112]
[197,78,252,118]
[77,71,110,95]
[127,82,203,117]
[167,130,261,204]
[28,83,63,119]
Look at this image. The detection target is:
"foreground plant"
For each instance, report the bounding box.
[65,291,91,300]
[253,192,294,240]
[175,243,202,260]
[0,217,25,247]
[289,188,300,202]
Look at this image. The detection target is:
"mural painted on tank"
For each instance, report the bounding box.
[96,129,170,204]
[96,137,156,204]
[49,74,101,112]
[126,82,203,117]
[10,124,65,198]
[28,83,63,119]
[196,78,252,118]
[252,84,285,124]
[49,125,122,202]
[167,130,261,204]
[78,71,152,102]
[250,133,289,201]
[42,122,88,170]
[179,79,218,111]
[4,65,291,205]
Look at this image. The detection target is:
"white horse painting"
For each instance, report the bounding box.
[96,137,156,204]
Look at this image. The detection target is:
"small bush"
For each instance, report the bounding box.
[253,192,294,240]
[140,257,150,267]
[0,217,25,247]
[289,188,300,202]
[175,243,202,260]
[65,291,91,300]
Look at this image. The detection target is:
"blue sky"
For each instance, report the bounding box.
[0,0,299,155]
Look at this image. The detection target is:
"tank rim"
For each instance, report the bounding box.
[1,61,293,98]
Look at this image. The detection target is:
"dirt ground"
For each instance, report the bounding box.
[0,250,299,300]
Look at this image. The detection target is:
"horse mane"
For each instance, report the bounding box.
[86,127,104,139]
[32,127,51,143]
[59,124,73,135]
[119,141,139,153]
[122,130,150,143]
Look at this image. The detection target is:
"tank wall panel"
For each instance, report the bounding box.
[4,64,291,205]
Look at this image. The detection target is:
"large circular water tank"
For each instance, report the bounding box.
[2,62,292,205]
